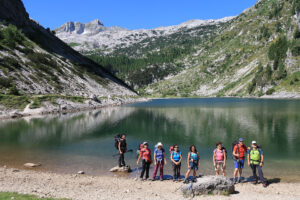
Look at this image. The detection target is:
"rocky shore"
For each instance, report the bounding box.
[0,167,299,200]
[0,96,149,120]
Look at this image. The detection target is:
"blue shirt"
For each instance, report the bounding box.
[171,151,181,162]
[190,152,198,162]
[154,148,165,161]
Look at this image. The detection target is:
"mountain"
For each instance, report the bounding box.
[57,0,300,98]
[56,17,233,89]
[0,0,136,114]
[55,17,233,54]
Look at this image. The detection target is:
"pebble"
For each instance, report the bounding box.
[24,163,41,168]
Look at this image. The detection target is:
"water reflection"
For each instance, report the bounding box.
[0,98,299,179]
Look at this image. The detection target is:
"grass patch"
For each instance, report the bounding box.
[68,42,80,47]
[29,95,86,109]
[0,192,68,200]
[0,94,30,109]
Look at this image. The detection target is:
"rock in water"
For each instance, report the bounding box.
[181,176,234,196]
[109,165,132,173]
[24,163,41,168]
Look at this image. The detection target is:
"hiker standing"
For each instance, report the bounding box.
[152,142,167,181]
[183,145,200,183]
[248,141,267,187]
[170,144,182,181]
[137,142,152,180]
[213,142,227,176]
[232,138,248,183]
[118,134,127,167]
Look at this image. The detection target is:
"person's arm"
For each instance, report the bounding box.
[179,153,182,164]
[260,149,264,167]
[163,152,167,165]
[187,153,190,168]
[170,152,176,164]
[247,153,250,166]
[154,152,157,165]
[197,152,200,168]
[118,142,122,154]
[213,150,216,167]
[137,152,142,165]
[232,146,239,157]
[223,151,226,167]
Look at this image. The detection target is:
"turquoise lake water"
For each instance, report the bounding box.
[0,98,299,182]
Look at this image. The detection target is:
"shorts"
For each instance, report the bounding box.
[189,161,198,170]
[215,161,224,171]
[234,159,244,169]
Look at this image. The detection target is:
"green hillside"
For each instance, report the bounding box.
[87,0,300,98]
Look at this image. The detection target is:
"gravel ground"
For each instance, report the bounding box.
[0,167,299,200]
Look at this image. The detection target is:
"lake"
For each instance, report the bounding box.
[0,98,299,182]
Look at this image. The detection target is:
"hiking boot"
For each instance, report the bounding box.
[237,178,241,183]
[173,178,176,182]
[160,177,163,181]
[192,178,197,183]
[151,178,155,181]
[262,183,267,188]
[252,180,257,185]
[233,179,237,184]
[183,179,188,184]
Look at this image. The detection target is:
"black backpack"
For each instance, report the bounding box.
[222,147,228,160]
[114,134,121,150]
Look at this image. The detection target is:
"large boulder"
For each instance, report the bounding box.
[181,176,234,196]
[109,165,131,173]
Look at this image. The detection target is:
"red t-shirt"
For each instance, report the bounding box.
[140,148,151,162]
[233,144,247,159]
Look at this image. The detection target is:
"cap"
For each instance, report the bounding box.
[157,142,163,147]
[252,141,257,144]
[143,142,148,145]
[239,138,244,142]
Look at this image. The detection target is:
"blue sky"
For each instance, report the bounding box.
[22,0,257,30]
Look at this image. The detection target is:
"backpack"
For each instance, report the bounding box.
[169,145,174,153]
[114,134,121,150]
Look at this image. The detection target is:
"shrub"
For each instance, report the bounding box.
[0,24,25,48]
[266,88,275,95]
[7,85,20,95]
[0,77,12,88]
[294,28,300,39]
[266,65,272,80]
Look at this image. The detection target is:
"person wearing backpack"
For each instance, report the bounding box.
[232,138,248,183]
[137,142,152,180]
[170,144,182,181]
[213,142,227,176]
[152,142,167,181]
[118,134,127,167]
[183,145,200,183]
[247,141,267,187]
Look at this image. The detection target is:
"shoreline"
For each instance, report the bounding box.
[0,167,299,200]
[1,95,300,120]
[0,96,150,120]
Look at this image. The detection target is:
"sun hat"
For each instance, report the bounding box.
[239,138,244,142]
[157,142,163,147]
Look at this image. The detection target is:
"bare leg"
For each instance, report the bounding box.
[185,169,191,179]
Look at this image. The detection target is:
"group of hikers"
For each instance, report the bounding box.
[116,134,267,187]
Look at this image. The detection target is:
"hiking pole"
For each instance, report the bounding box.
[112,149,133,157]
